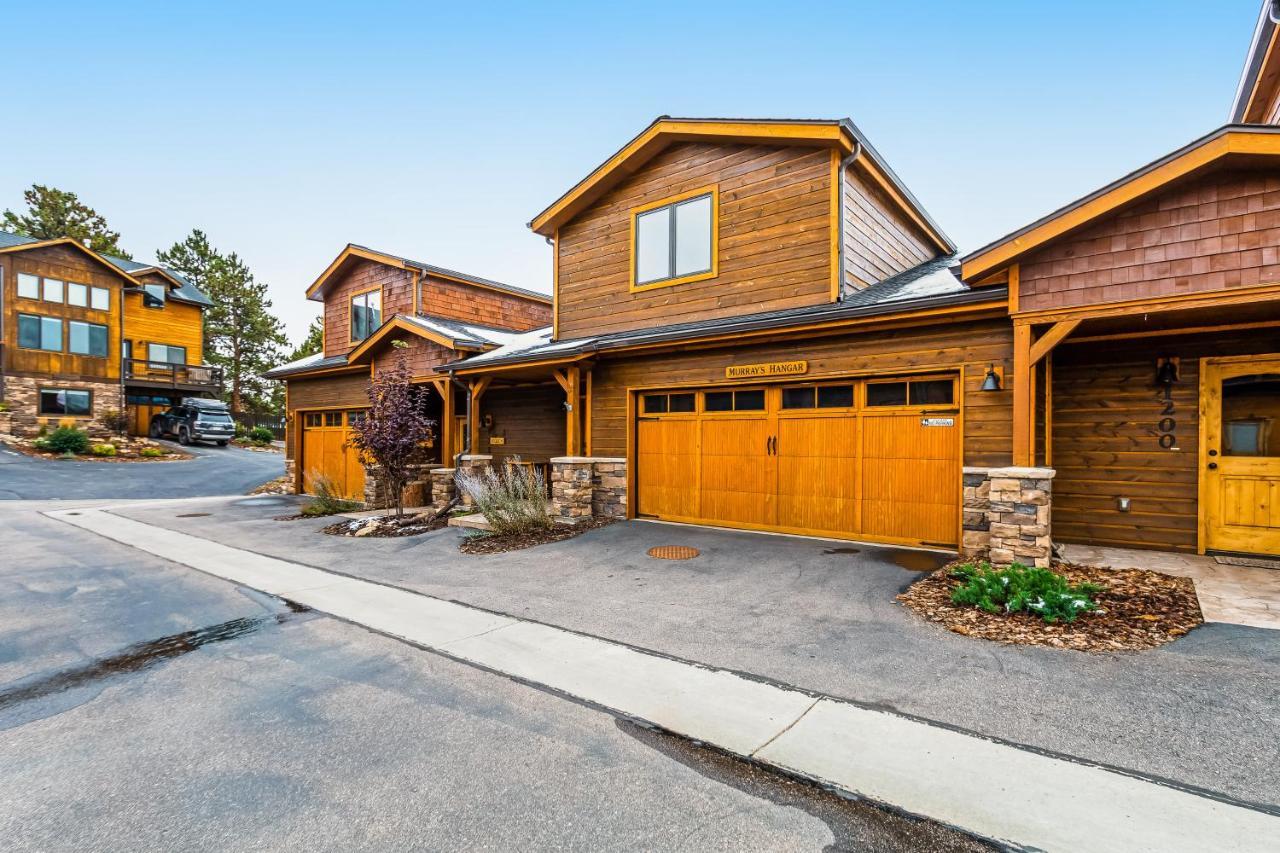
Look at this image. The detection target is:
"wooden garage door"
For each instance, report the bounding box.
[635,377,961,547]
[300,410,367,502]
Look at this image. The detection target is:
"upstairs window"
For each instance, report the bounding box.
[67,282,88,307]
[148,343,187,367]
[18,314,62,351]
[68,321,109,357]
[17,273,39,299]
[631,187,717,290]
[350,289,382,341]
[43,278,63,303]
[142,284,166,307]
[91,286,110,311]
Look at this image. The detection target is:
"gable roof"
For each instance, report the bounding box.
[961,125,1280,282]
[304,243,551,304]
[527,116,955,253]
[1231,1,1280,123]
[0,229,212,306]
[344,312,526,365]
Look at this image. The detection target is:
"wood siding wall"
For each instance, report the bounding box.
[287,372,370,411]
[323,260,416,358]
[1019,169,1280,312]
[587,318,1014,468]
[2,245,126,381]
[421,274,549,330]
[123,278,204,365]
[1051,329,1279,552]
[841,162,935,294]
[556,141,835,339]
[369,334,455,379]
[478,384,564,464]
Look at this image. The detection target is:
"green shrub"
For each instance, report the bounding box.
[140,447,165,458]
[951,562,1101,624]
[249,426,275,443]
[301,473,361,516]
[454,460,551,536]
[46,426,90,455]
[235,420,250,438]
[99,408,129,435]
[32,436,51,451]
[0,400,10,412]
[91,443,118,457]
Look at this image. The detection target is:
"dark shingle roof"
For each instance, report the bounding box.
[262,352,351,379]
[0,229,213,306]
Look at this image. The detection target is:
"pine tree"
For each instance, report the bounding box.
[3,184,131,258]
[158,230,287,414]
[291,316,324,360]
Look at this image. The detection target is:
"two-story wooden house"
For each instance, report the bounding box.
[264,244,551,500]
[0,230,216,438]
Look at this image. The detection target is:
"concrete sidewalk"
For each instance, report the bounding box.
[46,506,1280,852]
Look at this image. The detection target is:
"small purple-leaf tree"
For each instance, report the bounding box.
[348,341,436,517]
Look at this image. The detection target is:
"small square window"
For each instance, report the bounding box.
[704,391,733,412]
[43,278,63,303]
[142,284,166,307]
[643,394,669,414]
[866,382,908,407]
[909,380,954,405]
[67,282,88,307]
[325,412,342,427]
[90,287,110,311]
[17,273,39,299]
[817,385,854,408]
[347,411,367,425]
[734,390,765,411]
[782,387,816,409]
[633,190,716,287]
[668,393,695,413]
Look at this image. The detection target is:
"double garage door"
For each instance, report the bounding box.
[635,375,961,547]
[300,410,367,501]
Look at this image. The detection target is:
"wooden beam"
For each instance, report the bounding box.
[584,369,593,456]
[1044,354,1053,468]
[430,379,455,463]
[1012,323,1033,466]
[467,377,492,456]
[551,369,570,393]
[564,365,581,456]
[1029,319,1081,365]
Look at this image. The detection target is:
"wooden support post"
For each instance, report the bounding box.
[467,376,491,457]
[430,378,455,463]
[564,365,581,456]
[1012,323,1033,466]
[1044,353,1053,468]
[583,369,593,456]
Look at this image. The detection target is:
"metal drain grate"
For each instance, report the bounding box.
[647,545,700,560]
[1214,555,1280,570]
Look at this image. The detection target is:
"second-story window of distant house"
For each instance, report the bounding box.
[148,343,187,369]
[17,313,63,352]
[632,187,717,289]
[91,286,110,311]
[43,277,63,303]
[68,321,109,358]
[67,282,89,307]
[142,283,166,308]
[350,289,382,341]
[17,273,39,299]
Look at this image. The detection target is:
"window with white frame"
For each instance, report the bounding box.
[633,190,715,287]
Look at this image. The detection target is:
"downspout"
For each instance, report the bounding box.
[835,142,862,302]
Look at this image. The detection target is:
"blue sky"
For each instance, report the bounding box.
[0,1,1261,342]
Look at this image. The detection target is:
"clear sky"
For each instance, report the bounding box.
[0,1,1262,343]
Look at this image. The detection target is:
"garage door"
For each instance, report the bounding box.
[300,410,367,502]
[635,376,961,547]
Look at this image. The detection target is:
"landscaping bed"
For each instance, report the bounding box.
[898,561,1203,652]
[321,513,449,538]
[4,432,190,462]
[460,517,614,555]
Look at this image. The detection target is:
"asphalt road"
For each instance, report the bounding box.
[0,441,283,500]
[0,508,991,851]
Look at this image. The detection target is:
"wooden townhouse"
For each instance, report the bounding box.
[0,230,217,438]
[264,245,552,501]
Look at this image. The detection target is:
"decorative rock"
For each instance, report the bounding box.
[960,466,1056,567]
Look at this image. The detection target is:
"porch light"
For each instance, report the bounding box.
[980,364,1003,392]
[1156,357,1180,386]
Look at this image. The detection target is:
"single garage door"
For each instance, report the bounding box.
[635,376,961,547]
[300,410,367,501]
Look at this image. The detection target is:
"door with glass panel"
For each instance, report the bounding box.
[1202,356,1280,556]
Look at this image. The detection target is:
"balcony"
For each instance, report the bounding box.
[123,358,224,392]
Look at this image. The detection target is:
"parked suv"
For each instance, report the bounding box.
[149,398,236,446]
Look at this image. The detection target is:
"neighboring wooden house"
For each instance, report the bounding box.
[263,245,552,500]
[0,230,216,438]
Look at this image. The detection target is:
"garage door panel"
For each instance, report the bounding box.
[777,416,858,535]
[300,412,367,502]
[637,419,699,519]
[699,419,772,527]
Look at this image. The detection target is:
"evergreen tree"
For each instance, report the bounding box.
[3,184,131,258]
[291,316,324,360]
[158,230,287,414]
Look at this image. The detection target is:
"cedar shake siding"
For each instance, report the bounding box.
[841,161,935,295]
[369,334,455,378]
[1018,169,1280,312]
[323,259,415,358]
[421,274,549,330]
[556,141,836,339]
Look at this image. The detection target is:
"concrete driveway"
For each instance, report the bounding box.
[0,441,282,500]
[107,499,1280,810]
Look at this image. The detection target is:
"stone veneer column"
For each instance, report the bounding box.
[549,457,594,524]
[429,467,457,510]
[589,458,627,520]
[962,466,1057,568]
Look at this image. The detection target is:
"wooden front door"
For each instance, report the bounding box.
[1202,356,1280,556]
[300,410,367,501]
[634,376,961,547]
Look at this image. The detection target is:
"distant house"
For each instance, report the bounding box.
[0,230,217,437]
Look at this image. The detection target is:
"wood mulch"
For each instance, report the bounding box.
[898,561,1203,652]
[321,513,449,538]
[4,438,191,462]
[459,517,614,555]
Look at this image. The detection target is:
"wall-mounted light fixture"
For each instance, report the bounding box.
[1156,356,1180,387]
[482,413,494,429]
[979,364,1004,392]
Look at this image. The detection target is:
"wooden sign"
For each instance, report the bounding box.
[725,360,808,379]
[490,435,506,446]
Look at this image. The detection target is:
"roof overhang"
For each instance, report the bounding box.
[528,117,954,253]
[130,266,187,290]
[346,315,487,366]
[305,245,411,301]
[0,237,143,287]
[1231,1,1280,123]
[961,125,1280,282]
